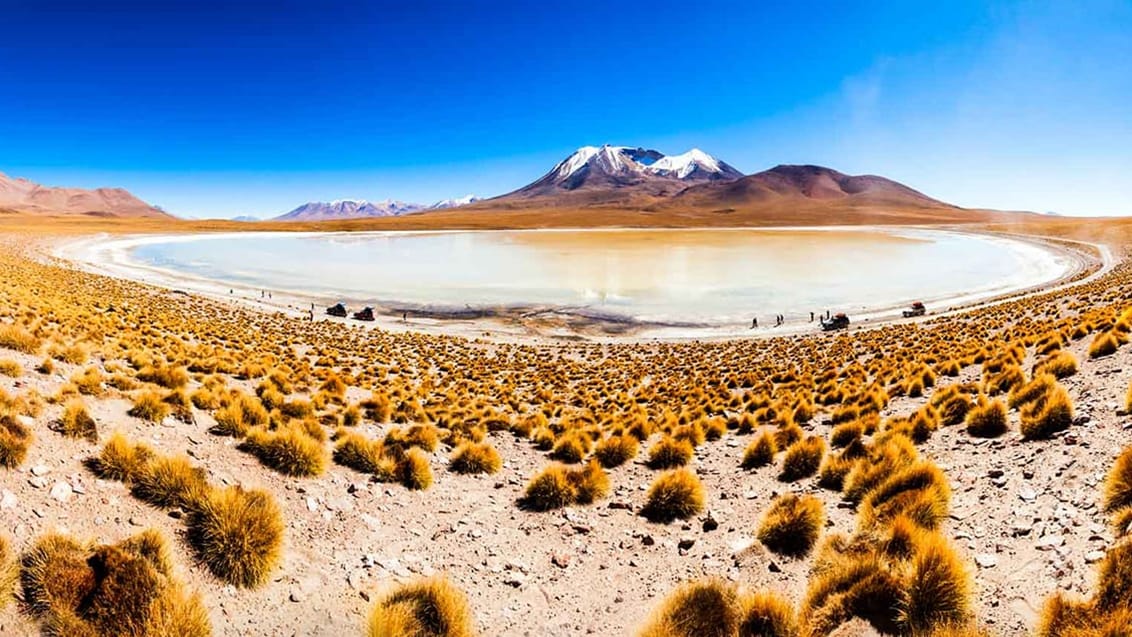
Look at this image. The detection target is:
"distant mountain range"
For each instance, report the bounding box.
[0,171,168,218]
[273,194,481,221]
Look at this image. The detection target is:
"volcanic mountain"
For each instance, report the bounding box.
[0,171,168,218]
[669,164,949,209]
[274,199,426,221]
[493,145,743,205]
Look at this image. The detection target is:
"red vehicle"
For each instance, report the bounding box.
[903,301,926,318]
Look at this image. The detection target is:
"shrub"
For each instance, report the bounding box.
[1127,378,1132,414]
[241,426,327,477]
[367,577,475,637]
[0,324,41,354]
[521,464,575,511]
[396,447,433,490]
[900,534,971,633]
[1089,332,1120,358]
[0,415,32,468]
[757,494,825,557]
[186,486,283,588]
[965,397,1007,438]
[801,553,904,635]
[774,422,804,449]
[132,454,210,510]
[642,468,705,523]
[779,436,825,482]
[1008,374,1057,410]
[648,436,693,469]
[1095,541,1132,613]
[550,433,587,464]
[638,579,739,637]
[137,364,190,389]
[60,400,98,442]
[19,532,96,617]
[568,460,609,505]
[385,424,440,456]
[128,390,170,423]
[1020,384,1074,440]
[859,462,951,530]
[0,359,21,377]
[449,442,502,475]
[938,393,973,427]
[594,434,638,468]
[842,435,918,503]
[736,590,798,637]
[91,432,153,482]
[70,367,104,396]
[0,535,17,611]
[741,431,777,469]
[1034,350,1078,379]
[334,432,396,480]
[829,422,863,448]
[1109,446,1132,517]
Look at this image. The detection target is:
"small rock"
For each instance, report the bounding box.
[0,490,17,510]
[31,464,50,477]
[975,553,998,568]
[49,482,73,502]
[1019,487,1038,502]
[551,553,571,568]
[702,512,719,532]
[677,538,696,552]
[1085,550,1106,564]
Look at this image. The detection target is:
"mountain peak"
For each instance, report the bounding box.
[0,170,169,218]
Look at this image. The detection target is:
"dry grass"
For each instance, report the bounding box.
[757,493,825,557]
[594,434,638,468]
[0,359,22,377]
[0,534,17,611]
[900,533,971,632]
[334,431,397,480]
[965,397,1008,438]
[1020,382,1075,440]
[641,468,705,523]
[449,441,502,474]
[0,414,32,468]
[520,461,609,510]
[186,486,283,588]
[90,432,154,482]
[648,436,694,469]
[367,576,476,637]
[638,578,738,637]
[132,454,210,511]
[778,435,825,482]
[0,324,41,354]
[741,431,777,470]
[128,390,170,423]
[241,425,328,477]
[397,447,434,490]
[59,400,98,442]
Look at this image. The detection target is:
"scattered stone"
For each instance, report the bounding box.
[677,538,696,552]
[0,490,16,510]
[975,553,998,568]
[702,511,719,532]
[30,464,50,477]
[551,553,571,568]
[1019,487,1037,502]
[1085,550,1106,564]
[49,482,73,502]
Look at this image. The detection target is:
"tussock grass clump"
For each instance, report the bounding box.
[396,447,433,490]
[334,432,396,480]
[0,324,41,354]
[0,535,17,611]
[842,435,918,503]
[1094,541,1132,613]
[90,432,154,482]
[829,421,863,448]
[241,426,327,477]
[449,442,502,474]
[1008,373,1057,410]
[736,590,799,637]
[549,433,587,464]
[132,454,210,511]
[801,552,904,635]
[137,364,190,389]
[128,390,170,423]
[648,436,693,469]
[757,494,825,557]
[521,464,575,511]
[385,424,440,456]
[638,578,738,637]
[19,529,210,636]
[642,468,704,523]
[520,461,609,510]
[0,414,32,468]
[186,486,283,588]
[0,359,21,377]
[778,435,825,482]
[1108,447,1132,528]
[594,434,638,468]
[60,400,98,442]
[742,431,777,470]
[938,393,974,427]
[70,366,104,396]
[1089,331,1120,359]
[1020,383,1074,440]
[965,397,1008,438]
[1126,378,1132,414]
[900,533,971,633]
[367,576,476,637]
[1034,350,1078,379]
[859,461,951,530]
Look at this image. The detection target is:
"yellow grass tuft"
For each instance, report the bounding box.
[521,464,575,511]
[0,324,41,354]
[965,397,1008,438]
[0,535,17,611]
[334,432,396,480]
[128,390,170,423]
[568,459,610,505]
[900,533,971,633]
[90,432,154,482]
[132,454,210,511]
[367,576,476,637]
[1105,446,1132,518]
[1019,383,1074,440]
[859,461,951,530]
[638,578,738,637]
[741,430,777,469]
[736,590,799,637]
[642,468,705,523]
[0,414,32,468]
[397,447,433,490]
[594,434,638,468]
[241,425,327,477]
[757,493,825,557]
[1088,331,1120,359]
[648,436,694,469]
[778,435,825,482]
[449,441,502,474]
[60,400,98,442]
[0,359,22,378]
[186,486,283,588]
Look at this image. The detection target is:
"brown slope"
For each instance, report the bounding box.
[0,171,170,218]
[667,164,949,210]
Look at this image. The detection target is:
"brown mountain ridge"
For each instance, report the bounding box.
[0,171,169,218]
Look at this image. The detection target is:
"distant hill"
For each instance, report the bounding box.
[0,171,169,218]
[274,199,426,221]
[667,164,950,210]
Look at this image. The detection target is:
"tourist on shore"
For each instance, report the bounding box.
[751,317,758,329]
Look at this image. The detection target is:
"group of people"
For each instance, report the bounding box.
[750,310,833,329]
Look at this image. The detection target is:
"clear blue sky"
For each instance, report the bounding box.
[1,0,1130,218]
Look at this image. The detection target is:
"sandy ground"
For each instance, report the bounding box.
[53,226,1104,344]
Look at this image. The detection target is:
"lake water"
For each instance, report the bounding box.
[111,228,1071,326]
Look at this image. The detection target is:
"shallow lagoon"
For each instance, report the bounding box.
[120,228,1072,326]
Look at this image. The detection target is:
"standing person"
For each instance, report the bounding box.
[751,317,758,329]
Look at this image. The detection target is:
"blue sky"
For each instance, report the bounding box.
[1,0,1130,218]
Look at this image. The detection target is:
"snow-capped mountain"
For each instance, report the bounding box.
[500,145,742,202]
[429,194,481,209]
[274,199,426,222]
